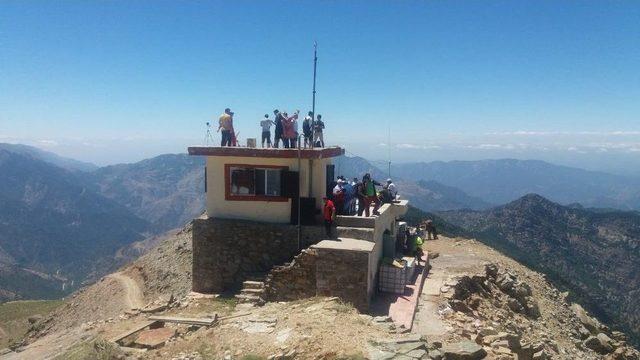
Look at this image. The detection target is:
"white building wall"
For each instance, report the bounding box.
[205,155,333,223]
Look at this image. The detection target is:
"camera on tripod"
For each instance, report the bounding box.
[204,122,215,145]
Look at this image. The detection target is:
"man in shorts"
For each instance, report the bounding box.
[260,114,275,148]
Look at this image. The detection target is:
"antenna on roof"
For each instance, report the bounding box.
[311,41,318,148]
[387,122,391,178]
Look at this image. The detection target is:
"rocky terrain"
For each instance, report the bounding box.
[411,237,640,360]
[438,194,640,346]
[3,223,638,359]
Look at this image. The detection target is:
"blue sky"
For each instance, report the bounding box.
[1,1,639,171]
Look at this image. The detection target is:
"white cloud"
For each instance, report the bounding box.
[394,143,441,150]
[486,130,640,137]
[36,139,59,147]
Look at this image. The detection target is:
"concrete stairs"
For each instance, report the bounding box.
[335,215,376,228]
[235,278,266,306]
[336,226,375,242]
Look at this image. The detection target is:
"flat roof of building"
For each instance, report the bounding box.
[187,146,345,159]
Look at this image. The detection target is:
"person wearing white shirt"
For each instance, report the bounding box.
[387,178,398,200]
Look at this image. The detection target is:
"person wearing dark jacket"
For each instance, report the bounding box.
[273,109,284,148]
[355,179,366,216]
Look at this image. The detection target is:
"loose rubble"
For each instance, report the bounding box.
[435,262,640,360]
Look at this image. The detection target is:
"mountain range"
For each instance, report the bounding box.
[0,149,149,301]
[391,159,640,210]
[438,194,640,345]
[3,140,640,344]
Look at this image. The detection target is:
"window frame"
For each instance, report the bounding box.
[224,164,289,202]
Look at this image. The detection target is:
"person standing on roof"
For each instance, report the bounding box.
[282,110,299,148]
[218,108,234,147]
[323,196,336,238]
[303,112,313,148]
[387,178,398,200]
[260,114,275,148]
[313,114,325,148]
[273,109,284,148]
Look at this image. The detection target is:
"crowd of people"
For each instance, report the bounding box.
[216,107,326,148]
[322,174,398,237]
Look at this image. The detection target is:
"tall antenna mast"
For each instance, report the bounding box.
[311,41,318,148]
[387,122,391,178]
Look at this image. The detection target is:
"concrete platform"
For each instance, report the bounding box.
[311,237,375,253]
[336,226,375,242]
[370,254,429,331]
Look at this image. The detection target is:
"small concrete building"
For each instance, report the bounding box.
[188,145,408,312]
[188,146,345,224]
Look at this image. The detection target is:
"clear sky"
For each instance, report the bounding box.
[1,1,639,172]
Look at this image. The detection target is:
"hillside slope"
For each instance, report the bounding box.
[0,150,149,301]
[439,194,640,345]
[12,228,640,359]
[87,154,205,231]
[0,143,97,172]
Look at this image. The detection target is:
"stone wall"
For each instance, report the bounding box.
[315,248,371,312]
[263,249,318,301]
[192,217,325,293]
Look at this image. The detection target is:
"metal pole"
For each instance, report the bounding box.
[297,134,303,251]
[311,42,318,148]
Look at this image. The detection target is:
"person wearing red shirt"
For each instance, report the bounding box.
[323,196,336,238]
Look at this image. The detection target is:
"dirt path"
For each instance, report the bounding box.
[107,272,145,310]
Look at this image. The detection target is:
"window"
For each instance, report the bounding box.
[226,165,286,200]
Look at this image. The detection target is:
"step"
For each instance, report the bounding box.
[235,294,265,305]
[242,280,265,290]
[336,226,375,242]
[241,288,265,295]
[335,215,376,229]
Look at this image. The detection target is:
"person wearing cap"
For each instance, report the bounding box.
[387,178,398,200]
[218,108,234,147]
[378,184,393,204]
[322,196,336,238]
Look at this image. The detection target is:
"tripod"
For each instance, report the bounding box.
[204,122,215,146]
